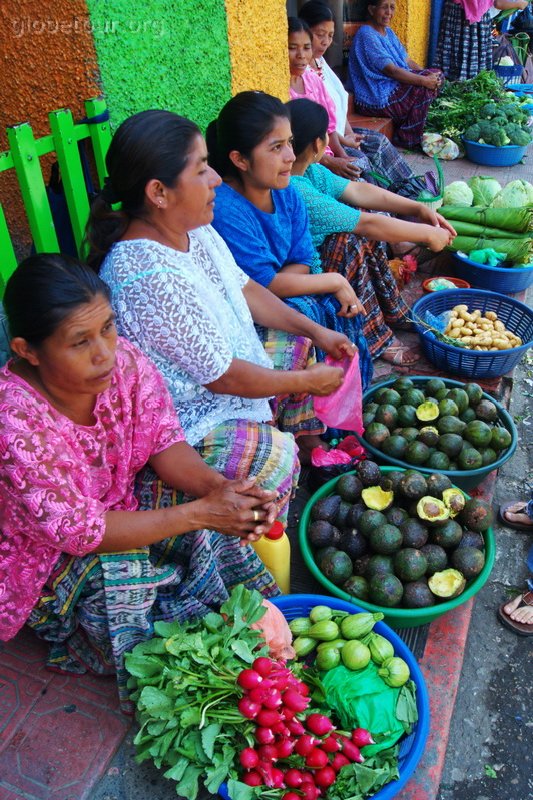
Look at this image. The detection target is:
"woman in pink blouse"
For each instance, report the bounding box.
[0,253,280,709]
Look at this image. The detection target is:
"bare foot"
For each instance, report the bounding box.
[503,503,533,528]
[503,593,533,626]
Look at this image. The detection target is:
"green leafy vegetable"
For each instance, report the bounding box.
[425,71,508,140]
[440,205,533,233]
[449,235,533,264]
[443,181,473,207]
[326,746,401,800]
[467,176,502,207]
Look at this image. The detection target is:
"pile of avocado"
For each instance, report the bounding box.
[362,377,512,471]
[308,460,493,610]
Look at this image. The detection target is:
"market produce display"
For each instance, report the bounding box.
[442,305,522,350]
[463,100,532,148]
[306,460,492,610]
[361,377,512,470]
[125,586,422,800]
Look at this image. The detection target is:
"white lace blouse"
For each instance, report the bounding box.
[99,226,273,445]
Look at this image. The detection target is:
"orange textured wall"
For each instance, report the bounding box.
[0,0,100,249]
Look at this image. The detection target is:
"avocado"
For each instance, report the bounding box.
[311,495,342,522]
[337,473,363,503]
[417,496,450,524]
[421,543,449,576]
[490,426,512,452]
[373,385,392,403]
[400,518,429,549]
[363,411,377,428]
[428,568,466,598]
[425,473,453,497]
[382,435,408,460]
[442,488,466,518]
[438,398,459,418]
[456,530,485,550]
[402,579,436,608]
[309,520,342,549]
[399,471,428,500]
[425,377,447,396]
[334,500,354,529]
[320,550,353,586]
[446,388,469,414]
[434,386,450,401]
[369,524,403,554]
[361,486,394,511]
[459,408,477,424]
[404,441,431,466]
[396,404,418,427]
[424,396,439,407]
[369,573,404,607]
[401,427,421,442]
[457,447,483,471]
[379,473,395,493]
[338,529,369,560]
[451,546,485,578]
[356,460,382,487]
[352,554,372,577]
[416,402,440,422]
[427,451,451,471]
[375,404,399,429]
[343,575,370,601]
[479,447,497,466]
[459,498,493,532]
[464,382,483,406]
[345,502,366,528]
[402,388,426,408]
[393,548,428,581]
[380,388,402,408]
[448,461,458,471]
[364,401,379,416]
[386,506,410,527]
[392,376,414,393]
[365,422,391,448]
[437,433,464,458]
[437,416,466,436]
[475,398,498,423]
[358,509,388,537]
[388,470,407,493]
[464,420,493,448]
[430,519,463,549]
[419,426,440,447]
[366,553,395,578]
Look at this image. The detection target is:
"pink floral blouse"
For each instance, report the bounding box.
[0,338,184,641]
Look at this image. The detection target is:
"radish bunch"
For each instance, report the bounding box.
[236,657,374,798]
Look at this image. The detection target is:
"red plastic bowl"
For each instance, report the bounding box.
[422,276,471,292]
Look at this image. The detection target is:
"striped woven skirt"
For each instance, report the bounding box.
[320,232,411,360]
[346,129,415,185]
[434,2,492,82]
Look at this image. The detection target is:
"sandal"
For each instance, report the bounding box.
[498,501,533,532]
[498,591,533,637]
[380,341,421,366]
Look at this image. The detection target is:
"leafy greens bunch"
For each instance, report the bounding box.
[425,70,508,141]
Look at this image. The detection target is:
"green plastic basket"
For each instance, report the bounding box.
[298,467,495,628]
[356,376,517,491]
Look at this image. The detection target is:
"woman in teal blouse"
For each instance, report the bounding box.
[287,98,456,364]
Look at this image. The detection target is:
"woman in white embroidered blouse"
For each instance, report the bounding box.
[88,110,357,522]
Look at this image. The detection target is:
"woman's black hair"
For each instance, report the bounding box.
[86,109,200,270]
[3,253,111,345]
[298,1,334,27]
[206,91,290,179]
[287,16,312,38]
[285,99,329,157]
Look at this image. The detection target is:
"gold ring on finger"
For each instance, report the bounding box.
[253,510,260,522]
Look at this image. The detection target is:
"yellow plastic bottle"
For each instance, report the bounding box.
[252,521,291,594]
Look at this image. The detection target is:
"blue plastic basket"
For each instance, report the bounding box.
[412,288,533,378]
[218,593,430,800]
[452,252,533,294]
[462,137,528,167]
[494,64,524,85]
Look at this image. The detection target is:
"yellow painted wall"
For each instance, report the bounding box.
[391,0,431,67]
[225,0,290,100]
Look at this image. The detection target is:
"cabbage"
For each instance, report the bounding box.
[443,181,474,207]
[468,176,502,206]
[491,180,533,208]
[498,56,514,67]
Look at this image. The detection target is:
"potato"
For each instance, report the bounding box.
[492,338,511,350]
[461,336,474,346]
[471,310,481,320]
[454,304,468,313]
[447,329,461,338]
[494,321,505,332]
[479,321,492,331]
[451,319,465,329]
[485,311,497,321]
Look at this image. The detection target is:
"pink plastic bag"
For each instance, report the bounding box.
[313,352,364,434]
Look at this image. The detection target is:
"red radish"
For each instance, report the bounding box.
[255,727,276,745]
[256,760,275,787]
[239,747,259,770]
[237,669,262,690]
[314,765,337,788]
[253,657,274,677]
[286,719,306,737]
[284,768,304,788]
[237,697,261,719]
[272,722,291,738]
[282,688,310,712]
[331,753,350,772]
[305,713,335,736]
[296,681,310,696]
[257,709,282,728]
[299,783,321,800]
[282,793,301,800]
[338,737,364,763]
[294,734,318,757]
[248,685,269,705]
[321,734,341,753]
[280,707,296,721]
[257,744,278,762]
[271,767,285,789]
[351,727,375,747]
[262,689,283,709]
[275,737,295,758]
[243,771,262,787]
[305,747,329,769]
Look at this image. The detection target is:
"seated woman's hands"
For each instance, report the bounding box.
[197,478,278,546]
[312,329,358,361]
[321,155,362,180]
[331,275,364,317]
[342,132,365,150]
[422,72,443,92]
[300,362,344,396]
[415,207,457,237]
[426,225,455,252]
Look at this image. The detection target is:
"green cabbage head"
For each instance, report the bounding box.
[468,176,502,206]
[443,181,474,207]
[491,180,533,208]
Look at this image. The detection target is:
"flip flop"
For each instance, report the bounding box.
[498,501,533,532]
[380,343,421,366]
[498,591,533,637]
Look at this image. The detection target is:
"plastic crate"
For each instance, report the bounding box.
[412,289,533,378]
[462,137,528,167]
[494,64,524,85]
[219,593,430,800]
[452,253,533,295]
